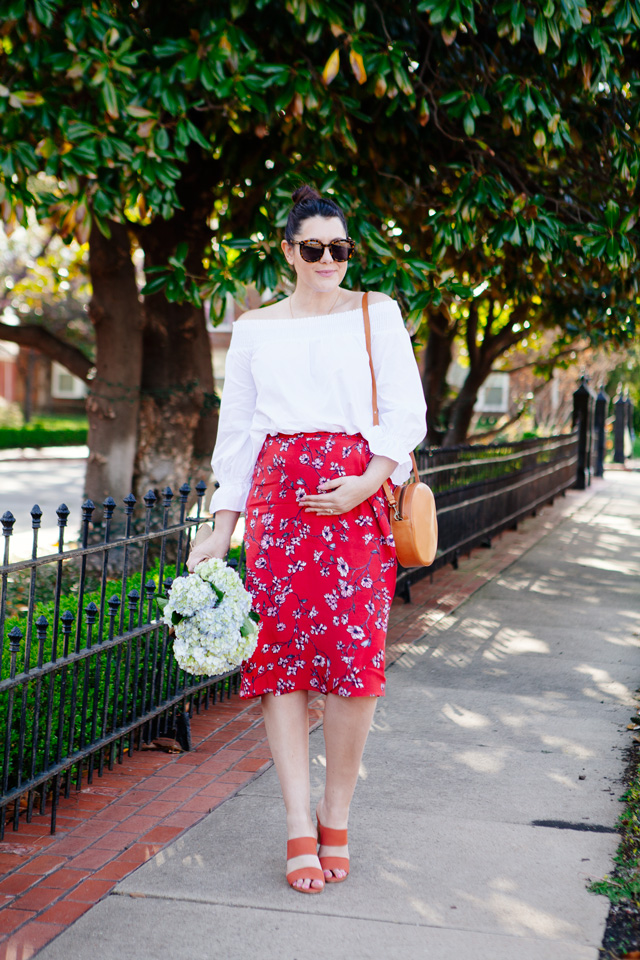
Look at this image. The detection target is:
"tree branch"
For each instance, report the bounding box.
[483,303,529,360]
[466,301,479,367]
[428,301,458,338]
[484,297,495,340]
[494,345,579,374]
[0,323,93,381]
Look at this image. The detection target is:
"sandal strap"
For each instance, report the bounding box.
[318,824,348,846]
[287,865,325,885]
[318,855,349,872]
[287,836,318,859]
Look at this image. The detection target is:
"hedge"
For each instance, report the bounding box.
[0,418,88,450]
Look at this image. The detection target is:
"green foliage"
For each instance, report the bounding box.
[0,223,92,343]
[589,745,640,913]
[0,1,636,336]
[0,0,638,451]
[0,416,88,448]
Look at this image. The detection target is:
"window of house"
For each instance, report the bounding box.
[51,362,87,399]
[475,373,510,413]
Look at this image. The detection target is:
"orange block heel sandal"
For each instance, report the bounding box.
[317,816,350,884]
[286,836,325,894]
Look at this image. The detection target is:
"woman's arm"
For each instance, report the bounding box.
[362,304,427,481]
[209,342,257,516]
[187,329,256,571]
[186,510,241,571]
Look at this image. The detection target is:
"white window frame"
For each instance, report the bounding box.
[475,373,510,414]
[51,361,87,400]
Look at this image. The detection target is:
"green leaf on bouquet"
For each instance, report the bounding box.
[156,596,168,612]
[211,584,224,604]
[171,611,183,626]
[240,612,260,637]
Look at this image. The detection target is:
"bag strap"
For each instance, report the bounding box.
[362,293,420,512]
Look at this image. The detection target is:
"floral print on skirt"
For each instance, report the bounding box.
[241,431,397,699]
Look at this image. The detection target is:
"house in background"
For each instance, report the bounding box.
[0,342,87,418]
[1,287,267,417]
[447,361,511,419]
[0,341,18,404]
[446,356,576,438]
[472,371,511,417]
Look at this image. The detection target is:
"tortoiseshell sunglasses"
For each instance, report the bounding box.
[290,238,356,263]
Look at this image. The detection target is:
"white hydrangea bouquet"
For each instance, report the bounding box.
[157,558,260,677]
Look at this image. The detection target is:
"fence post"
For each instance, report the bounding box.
[613,388,627,464]
[572,375,594,489]
[593,386,608,478]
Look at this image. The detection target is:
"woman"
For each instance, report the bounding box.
[188,185,426,893]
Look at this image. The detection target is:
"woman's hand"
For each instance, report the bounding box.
[186,509,240,573]
[300,454,398,517]
[300,475,376,517]
[186,533,230,572]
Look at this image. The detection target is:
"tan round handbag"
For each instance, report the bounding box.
[383,451,437,567]
[362,293,438,568]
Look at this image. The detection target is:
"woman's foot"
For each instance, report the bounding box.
[316,803,350,883]
[286,833,325,893]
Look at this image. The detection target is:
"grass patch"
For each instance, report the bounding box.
[0,415,88,449]
[589,741,640,958]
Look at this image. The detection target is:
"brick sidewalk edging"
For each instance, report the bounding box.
[0,484,597,960]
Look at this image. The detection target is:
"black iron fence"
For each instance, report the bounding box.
[0,482,238,840]
[396,431,579,600]
[0,431,579,837]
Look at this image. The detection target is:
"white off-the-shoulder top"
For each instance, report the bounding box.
[209,298,427,514]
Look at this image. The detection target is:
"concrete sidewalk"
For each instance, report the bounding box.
[36,472,640,960]
[0,453,86,560]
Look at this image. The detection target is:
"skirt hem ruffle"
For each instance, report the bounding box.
[239,683,386,700]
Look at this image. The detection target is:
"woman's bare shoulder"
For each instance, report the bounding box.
[339,290,393,310]
[236,291,393,321]
[364,291,394,305]
[236,299,289,322]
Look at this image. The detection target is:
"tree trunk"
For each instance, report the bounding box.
[133,290,217,500]
[443,303,526,446]
[443,373,485,446]
[85,222,144,507]
[422,318,456,445]
[134,195,218,501]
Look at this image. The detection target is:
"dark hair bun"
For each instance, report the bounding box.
[284,184,348,243]
[292,184,322,206]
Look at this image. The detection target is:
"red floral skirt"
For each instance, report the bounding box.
[241,431,397,699]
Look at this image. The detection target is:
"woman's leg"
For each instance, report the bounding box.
[261,690,323,890]
[317,693,378,880]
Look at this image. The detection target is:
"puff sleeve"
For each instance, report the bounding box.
[361,305,427,485]
[209,341,257,515]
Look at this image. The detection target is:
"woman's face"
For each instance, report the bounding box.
[282,215,350,294]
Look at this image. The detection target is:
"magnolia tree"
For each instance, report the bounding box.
[0,0,637,506]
